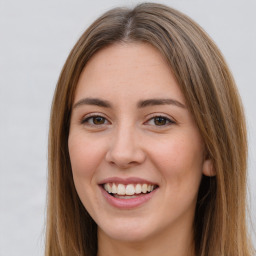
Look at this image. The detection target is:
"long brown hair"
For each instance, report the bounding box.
[45,3,254,255]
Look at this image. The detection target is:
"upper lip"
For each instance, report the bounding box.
[99,177,159,186]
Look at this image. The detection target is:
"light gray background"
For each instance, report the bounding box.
[0,0,255,255]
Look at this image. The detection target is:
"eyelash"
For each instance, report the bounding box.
[81,114,110,126]
[144,115,175,127]
[81,114,175,127]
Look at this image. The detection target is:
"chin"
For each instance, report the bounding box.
[102,229,152,243]
[97,216,160,243]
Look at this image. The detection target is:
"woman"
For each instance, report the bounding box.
[45,3,254,256]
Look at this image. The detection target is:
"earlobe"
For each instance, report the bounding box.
[202,159,216,177]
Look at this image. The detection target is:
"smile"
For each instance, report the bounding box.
[99,177,159,209]
[103,183,157,198]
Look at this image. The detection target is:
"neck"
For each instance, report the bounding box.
[97,224,195,256]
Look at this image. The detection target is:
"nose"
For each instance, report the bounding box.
[105,125,146,169]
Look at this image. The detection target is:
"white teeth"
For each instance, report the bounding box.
[126,184,135,195]
[117,184,126,195]
[142,184,148,193]
[112,183,117,193]
[135,184,142,194]
[103,183,156,196]
[104,183,112,193]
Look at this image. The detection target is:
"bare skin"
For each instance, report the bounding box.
[69,42,213,256]
[97,218,195,256]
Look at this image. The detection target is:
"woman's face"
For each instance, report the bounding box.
[68,43,211,243]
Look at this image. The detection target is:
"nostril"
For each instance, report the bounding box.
[108,160,140,169]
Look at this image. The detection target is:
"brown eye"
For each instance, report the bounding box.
[82,115,108,126]
[154,117,168,126]
[93,116,106,125]
[145,115,175,127]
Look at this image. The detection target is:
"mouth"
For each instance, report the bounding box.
[99,177,159,209]
[102,183,158,199]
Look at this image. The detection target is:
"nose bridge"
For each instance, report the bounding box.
[105,121,145,168]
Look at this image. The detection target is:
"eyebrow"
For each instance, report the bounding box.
[137,98,186,109]
[73,98,112,109]
[73,97,186,109]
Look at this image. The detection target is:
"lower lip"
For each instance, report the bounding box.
[100,186,158,209]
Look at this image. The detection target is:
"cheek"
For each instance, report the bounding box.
[68,133,107,212]
[68,132,106,179]
[68,133,100,172]
[149,133,204,191]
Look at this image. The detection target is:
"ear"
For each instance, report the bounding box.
[202,159,216,177]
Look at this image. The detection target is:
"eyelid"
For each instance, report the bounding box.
[79,112,176,127]
[80,113,111,125]
[144,113,176,126]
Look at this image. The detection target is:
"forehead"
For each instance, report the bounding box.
[75,42,185,105]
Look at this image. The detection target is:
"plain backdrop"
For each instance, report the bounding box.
[0,0,255,255]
